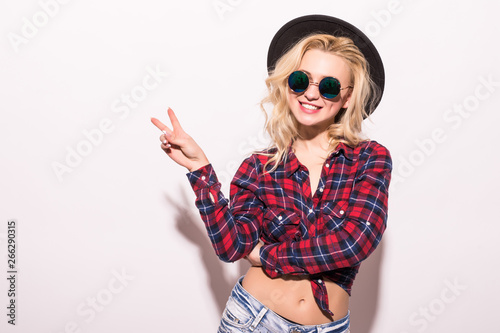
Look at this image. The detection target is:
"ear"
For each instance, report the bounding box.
[341,90,352,109]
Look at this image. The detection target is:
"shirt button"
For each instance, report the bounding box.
[319,187,324,192]
[201,176,206,181]
[309,208,313,214]
[366,222,371,226]
[317,279,323,284]
[325,163,330,168]
[278,215,282,221]
[339,210,345,215]
[274,269,279,273]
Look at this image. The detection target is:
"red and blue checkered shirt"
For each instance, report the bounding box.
[186,140,392,317]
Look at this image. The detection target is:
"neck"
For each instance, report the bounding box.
[293,126,330,154]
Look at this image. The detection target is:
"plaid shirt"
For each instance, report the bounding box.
[186,140,392,317]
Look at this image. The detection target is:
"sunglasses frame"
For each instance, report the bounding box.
[287,70,353,99]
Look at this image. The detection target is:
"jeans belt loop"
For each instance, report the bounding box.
[249,307,268,331]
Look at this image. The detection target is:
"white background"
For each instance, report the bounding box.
[1,0,499,332]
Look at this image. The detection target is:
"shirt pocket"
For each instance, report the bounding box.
[261,207,301,243]
[321,200,348,232]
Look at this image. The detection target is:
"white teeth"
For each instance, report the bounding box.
[301,103,320,110]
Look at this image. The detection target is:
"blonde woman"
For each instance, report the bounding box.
[152,15,392,333]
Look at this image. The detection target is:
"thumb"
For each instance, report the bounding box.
[163,130,178,144]
[163,130,187,149]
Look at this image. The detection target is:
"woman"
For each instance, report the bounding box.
[152,15,392,333]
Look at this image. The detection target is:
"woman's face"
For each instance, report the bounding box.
[287,49,352,133]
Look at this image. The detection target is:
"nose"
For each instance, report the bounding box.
[304,81,321,100]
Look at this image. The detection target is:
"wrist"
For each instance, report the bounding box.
[188,161,209,172]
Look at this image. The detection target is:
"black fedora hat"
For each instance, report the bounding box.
[267,14,385,113]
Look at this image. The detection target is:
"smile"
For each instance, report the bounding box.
[299,102,322,113]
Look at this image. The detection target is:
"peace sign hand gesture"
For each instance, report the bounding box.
[151,108,209,172]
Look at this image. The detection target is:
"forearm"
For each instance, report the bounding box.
[187,163,262,262]
[260,218,385,277]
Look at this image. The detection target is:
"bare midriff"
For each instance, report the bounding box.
[241,266,349,325]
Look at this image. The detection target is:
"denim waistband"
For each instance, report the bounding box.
[230,276,350,333]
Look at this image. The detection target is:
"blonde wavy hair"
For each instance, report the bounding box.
[259,33,380,172]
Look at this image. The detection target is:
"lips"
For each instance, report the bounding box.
[299,101,322,114]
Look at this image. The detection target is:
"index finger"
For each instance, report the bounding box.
[150,117,172,135]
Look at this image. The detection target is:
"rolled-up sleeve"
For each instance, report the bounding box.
[187,156,264,263]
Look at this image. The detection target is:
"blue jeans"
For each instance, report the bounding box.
[218,276,350,333]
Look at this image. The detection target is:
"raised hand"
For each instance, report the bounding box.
[151,108,210,172]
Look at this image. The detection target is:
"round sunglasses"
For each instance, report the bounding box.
[287,70,353,99]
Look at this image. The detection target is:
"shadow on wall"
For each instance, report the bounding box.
[349,241,384,333]
[166,187,384,331]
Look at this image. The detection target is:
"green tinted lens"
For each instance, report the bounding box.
[288,71,309,93]
[319,77,341,99]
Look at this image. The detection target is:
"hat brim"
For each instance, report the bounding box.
[267,15,385,113]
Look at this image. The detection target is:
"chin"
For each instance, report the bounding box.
[297,119,335,131]
[295,112,334,126]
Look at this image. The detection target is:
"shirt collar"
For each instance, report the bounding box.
[285,141,354,178]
